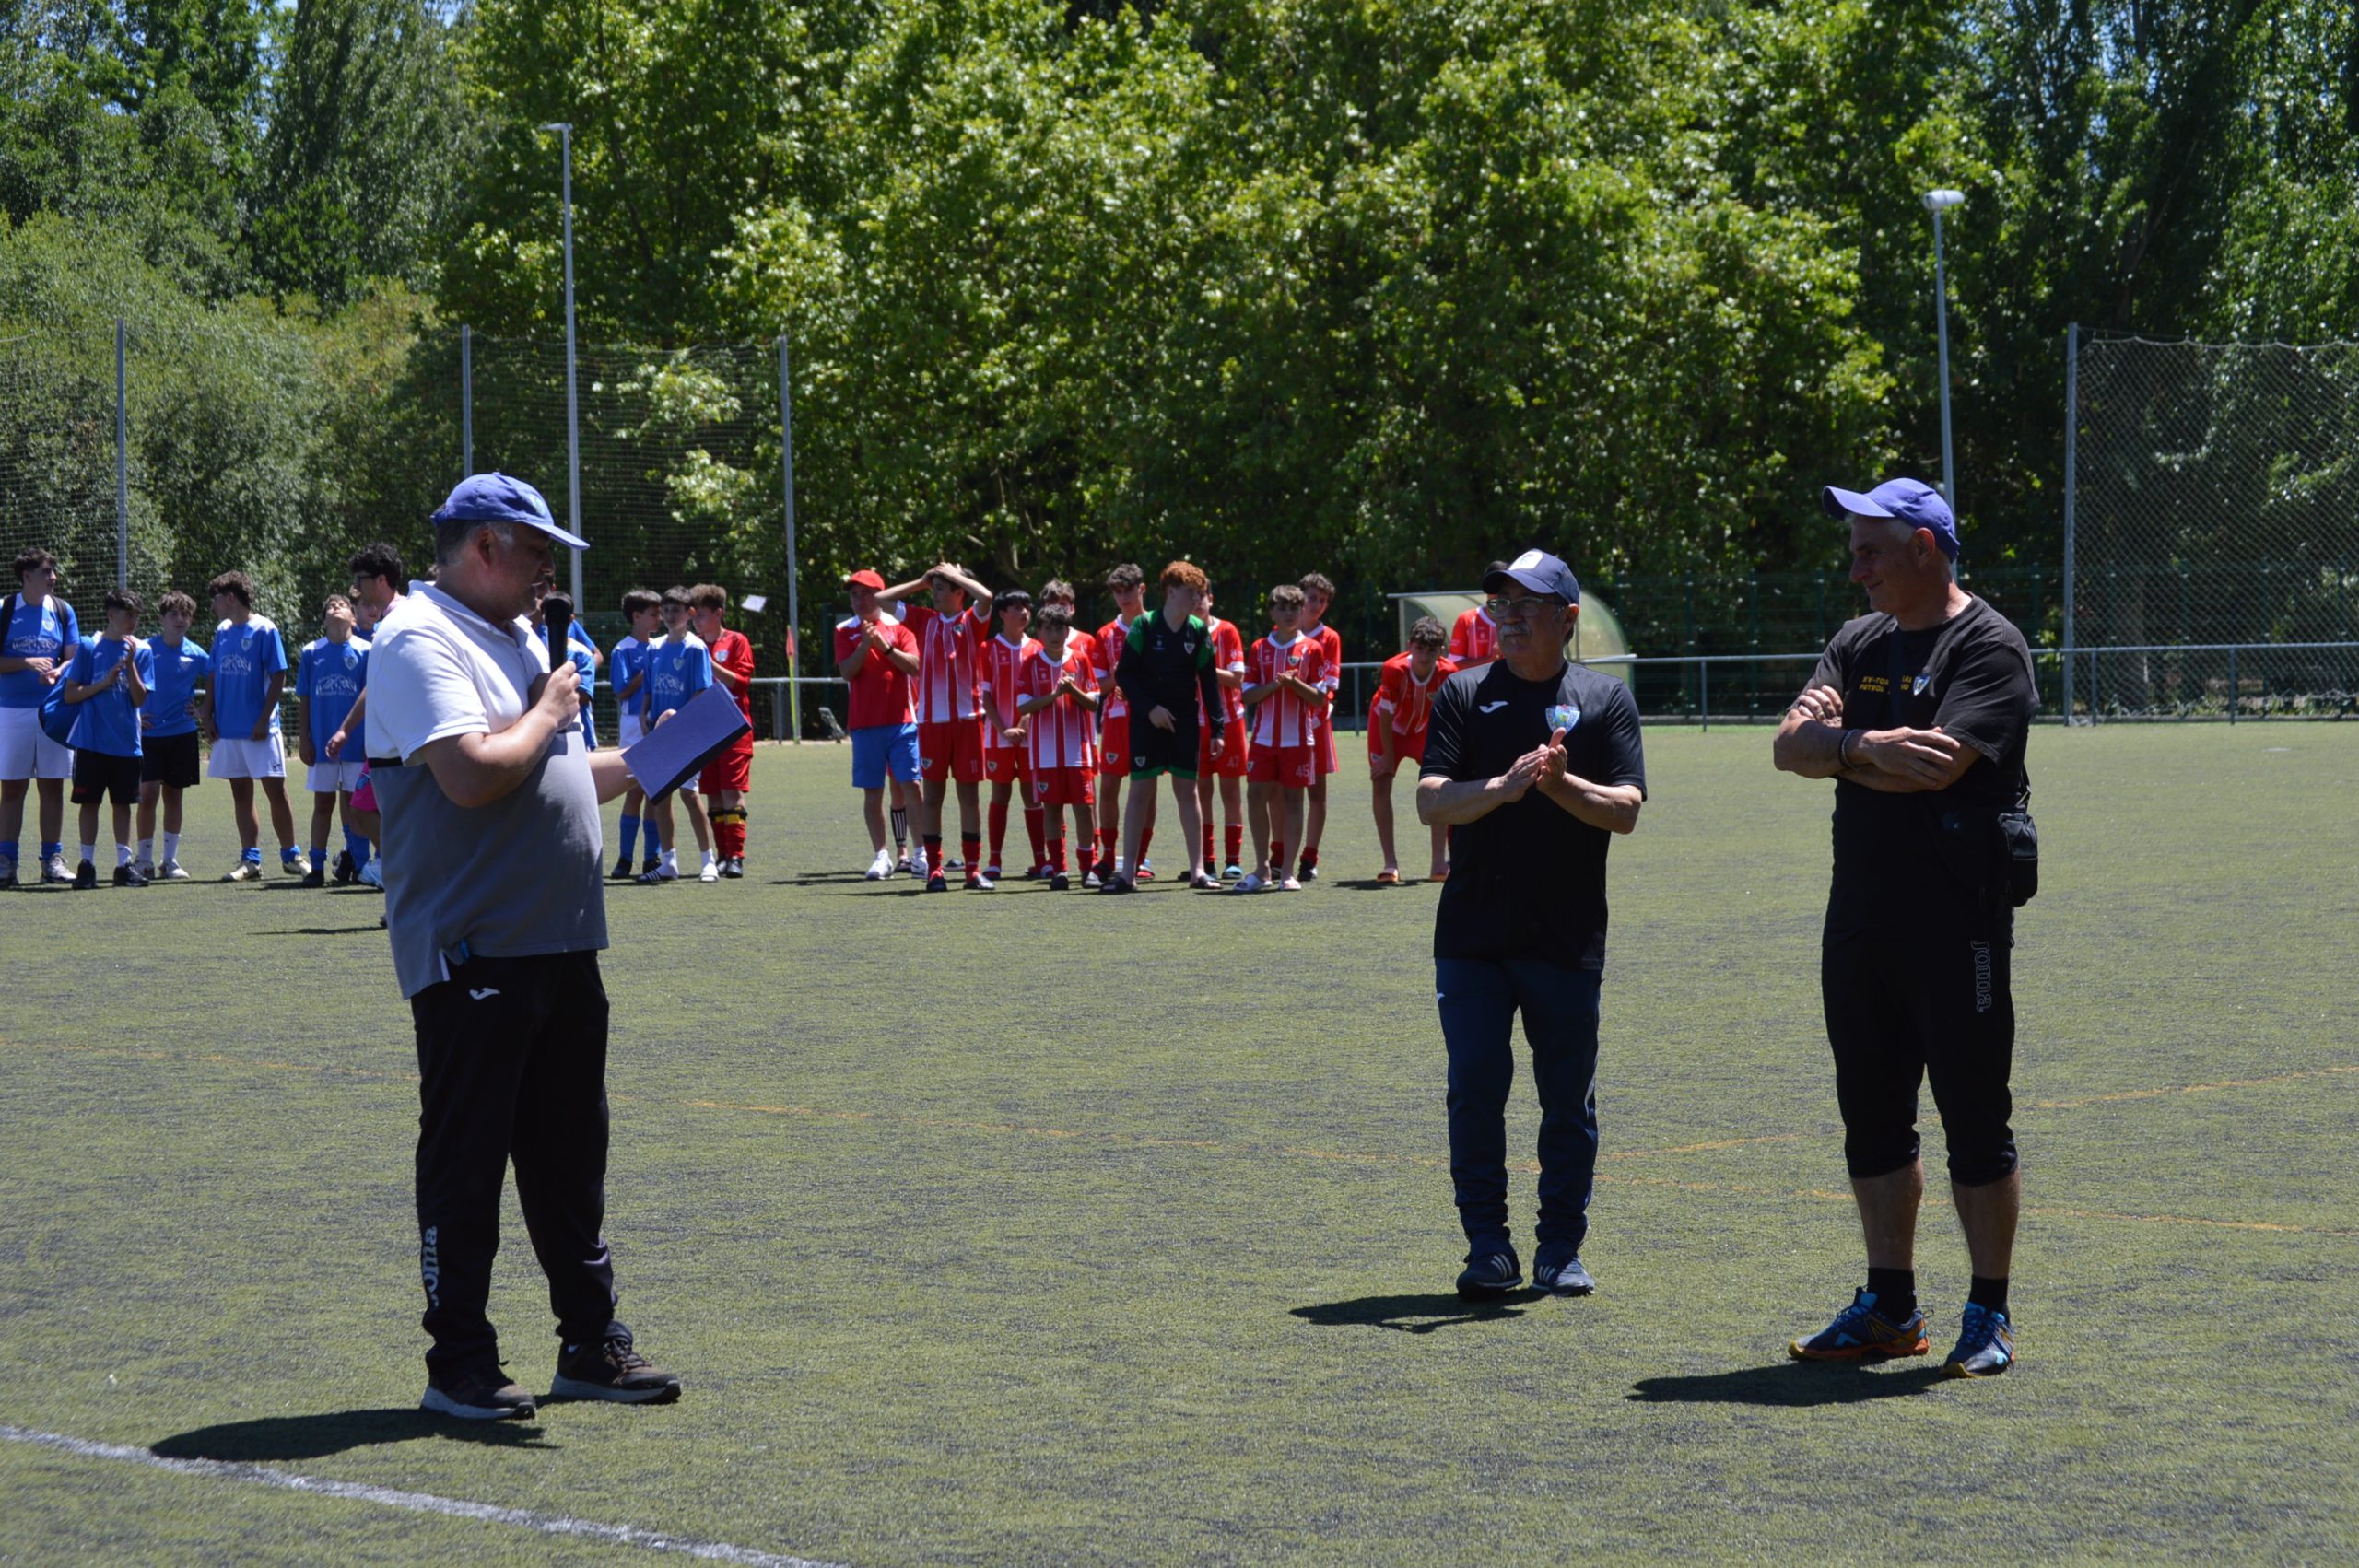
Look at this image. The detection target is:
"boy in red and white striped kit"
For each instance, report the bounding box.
[1369,614,1456,883]
[881,563,993,890]
[977,591,1043,883]
[1449,568,1508,669]
[1193,586,1250,880]
[1233,583,1331,893]
[1296,571,1345,882]
[1015,604,1102,890]
[1092,563,1149,882]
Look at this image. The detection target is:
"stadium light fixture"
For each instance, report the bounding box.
[1923,189,1966,513]
[540,123,584,604]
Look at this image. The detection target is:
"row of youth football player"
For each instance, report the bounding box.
[825,562,1495,892]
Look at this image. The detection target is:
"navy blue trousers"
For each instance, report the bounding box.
[1437,957,1602,1261]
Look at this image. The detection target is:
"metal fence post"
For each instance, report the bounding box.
[461,324,473,475]
[2227,644,2238,724]
[2061,322,2078,724]
[778,333,804,743]
[114,318,128,589]
[1698,658,1709,733]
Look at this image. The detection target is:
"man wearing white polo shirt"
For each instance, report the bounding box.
[369,472,681,1422]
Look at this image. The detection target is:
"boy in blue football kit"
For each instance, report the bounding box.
[295,594,373,887]
[637,589,717,883]
[607,589,662,878]
[135,590,209,880]
[199,569,305,880]
[59,587,154,888]
[1,545,82,886]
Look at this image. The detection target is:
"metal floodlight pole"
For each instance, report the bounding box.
[2061,322,2080,725]
[778,333,804,743]
[1924,189,1966,513]
[461,323,474,475]
[114,318,128,589]
[542,122,584,604]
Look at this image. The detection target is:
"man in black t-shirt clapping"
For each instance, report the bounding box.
[1417,550,1647,1301]
[1774,477,2036,1380]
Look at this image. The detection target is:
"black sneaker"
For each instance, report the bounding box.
[72,859,98,890]
[333,850,358,884]
[925,872,949,893]
[299,863,327,888]
[611,855,636,879]
[721,857,745,879]
[421,1364,537,1421]
[1533,1254,1595,1296]
[550,1335,682,1404]
[112,863,149,888]
[1097,875,1134,895]
[1456,1249,1524,1300]
[1049,872,1070,891]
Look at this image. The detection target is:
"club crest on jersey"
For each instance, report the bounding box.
[1546,704,1581,733]
[1911,673,1933,696]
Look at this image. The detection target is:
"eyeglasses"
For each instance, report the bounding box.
[1483,595,1562,620]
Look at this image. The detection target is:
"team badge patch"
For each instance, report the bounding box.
[1546,704,1581,734]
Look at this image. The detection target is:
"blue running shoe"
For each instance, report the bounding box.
[1789,1288,1930,1362]
[1455,1249,1523,1300]
[1942,1303,2014,1378]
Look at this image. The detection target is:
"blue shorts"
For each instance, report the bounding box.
[851,723,921,790]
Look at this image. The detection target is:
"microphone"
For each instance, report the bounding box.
[542,592,577,745]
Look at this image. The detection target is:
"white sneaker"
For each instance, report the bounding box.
[912,848,930,880]
[1083,870,1102,889]
[284,852,312,877]
[159,859,190,881]
[865,849,893,881]
[42,852,70,883]
[358,860,383,888]
[133,858,157,879]
[222,860,263,883]
[698,860,721,884]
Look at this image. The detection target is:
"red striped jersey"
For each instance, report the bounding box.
[978,633,1040,749]
[1196,616,1247,726]
[903,603,985,723]
[1018,640,1098,772]
[1450,607,1500,665]
[1247,632,1332,748]
[1372,650,1458,741]
[1093,616,1134,718]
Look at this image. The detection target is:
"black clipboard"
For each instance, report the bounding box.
[622,683,751,797]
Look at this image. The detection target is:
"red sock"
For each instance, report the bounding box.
[1097,827,1116,868]
[1225,824,1243,865]
[719,816,747,857]
[988,800,1009,865]
[1049,836,1067,873]
[1023,804,1047,868]
[962,833,981,868]
[1271,839,1286,874]
[1201,824,1215,867]
[1300,846,1319,871]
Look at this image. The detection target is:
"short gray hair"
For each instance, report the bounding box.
[432,517,515,568]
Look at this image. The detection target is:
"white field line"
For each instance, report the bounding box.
[0,1423,847,1568]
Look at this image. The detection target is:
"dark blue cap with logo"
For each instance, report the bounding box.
[1483,548,1581,606]
[1821,477,1958,560]
[430,472,589,551]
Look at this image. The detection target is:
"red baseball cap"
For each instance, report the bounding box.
[843,568,886,590]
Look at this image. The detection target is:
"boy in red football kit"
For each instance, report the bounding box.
[1449,565,1508,668]
[1369,614,1455,883]
[1015,604,1101,890]
[1192,586,1249,880]
[878,562,992,890]
[1092,563,1147,882]
[977,589,1041,883]
[1296,570,1344,881]
[1234,583,1330,893]
[688,584,756,877]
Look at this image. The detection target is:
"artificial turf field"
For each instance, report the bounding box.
[2,725,2354,1564]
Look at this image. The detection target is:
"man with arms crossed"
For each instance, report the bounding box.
[1774,478,2036,1379]
[370,472,679,1421]
[1417,551,1645,1299]
[1107,561,1226,892]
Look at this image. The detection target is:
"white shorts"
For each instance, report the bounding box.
[209,733,288,780]
[0,705,72,780]
[307,758,367,794]
[616,713,647,751]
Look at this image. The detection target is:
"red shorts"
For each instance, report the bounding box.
[1097,713,1131,778]
[919,717,986,784]
[1247,743,1319,788]
[1367,729,1426,775]
[699,736,753,794]
[1314,715,1339,775]
[1031,766,1096,809]
[984,745,1029,785]
[1197,718,1248,778]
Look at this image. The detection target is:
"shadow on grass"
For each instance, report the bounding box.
[260,925,384,936]
[1328,878,1437,892]
[1292,1291,1545,1333]
[153,1409,554,1460]
[1626,1363,1947,1406]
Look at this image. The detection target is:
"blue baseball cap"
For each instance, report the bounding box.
[1821,477,1958,560]
[1483,548,1581,606]
[430,472,589,551]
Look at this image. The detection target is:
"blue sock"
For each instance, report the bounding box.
[344,827,370,865]
[243,847,263,864]
[41,840,62,860]
[618,813,640,860]
[0,839,17,864]
[282,845,303,864]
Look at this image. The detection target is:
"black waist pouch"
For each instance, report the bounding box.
[1931,799,2039,909]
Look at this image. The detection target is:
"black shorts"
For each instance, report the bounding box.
[1128,713,1202,779]
[1821,906,2018,1187]
[71,749,144,807]
[140,731,201,790]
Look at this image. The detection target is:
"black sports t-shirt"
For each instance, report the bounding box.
[1421,661,1647,968]
[1811,596,2036,933]
[1115,612,1223,737]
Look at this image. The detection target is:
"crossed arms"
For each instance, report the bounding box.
[1772,685,1978,792]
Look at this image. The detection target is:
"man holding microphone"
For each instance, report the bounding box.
[368,472,681,1421]
[1416,550,1646,1300]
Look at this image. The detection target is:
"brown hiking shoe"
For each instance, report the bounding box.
[550,1335,682,1404]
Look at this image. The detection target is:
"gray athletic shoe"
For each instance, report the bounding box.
[421,1364,536,1422]
[1533,1254,1595,1296]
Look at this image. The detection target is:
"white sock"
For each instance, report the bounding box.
[77,842,95,866]
[701,849,717,868]
[661,848,677,871]
[117,843,133,867]
[162,832,180,862]
[138,837,154,862]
